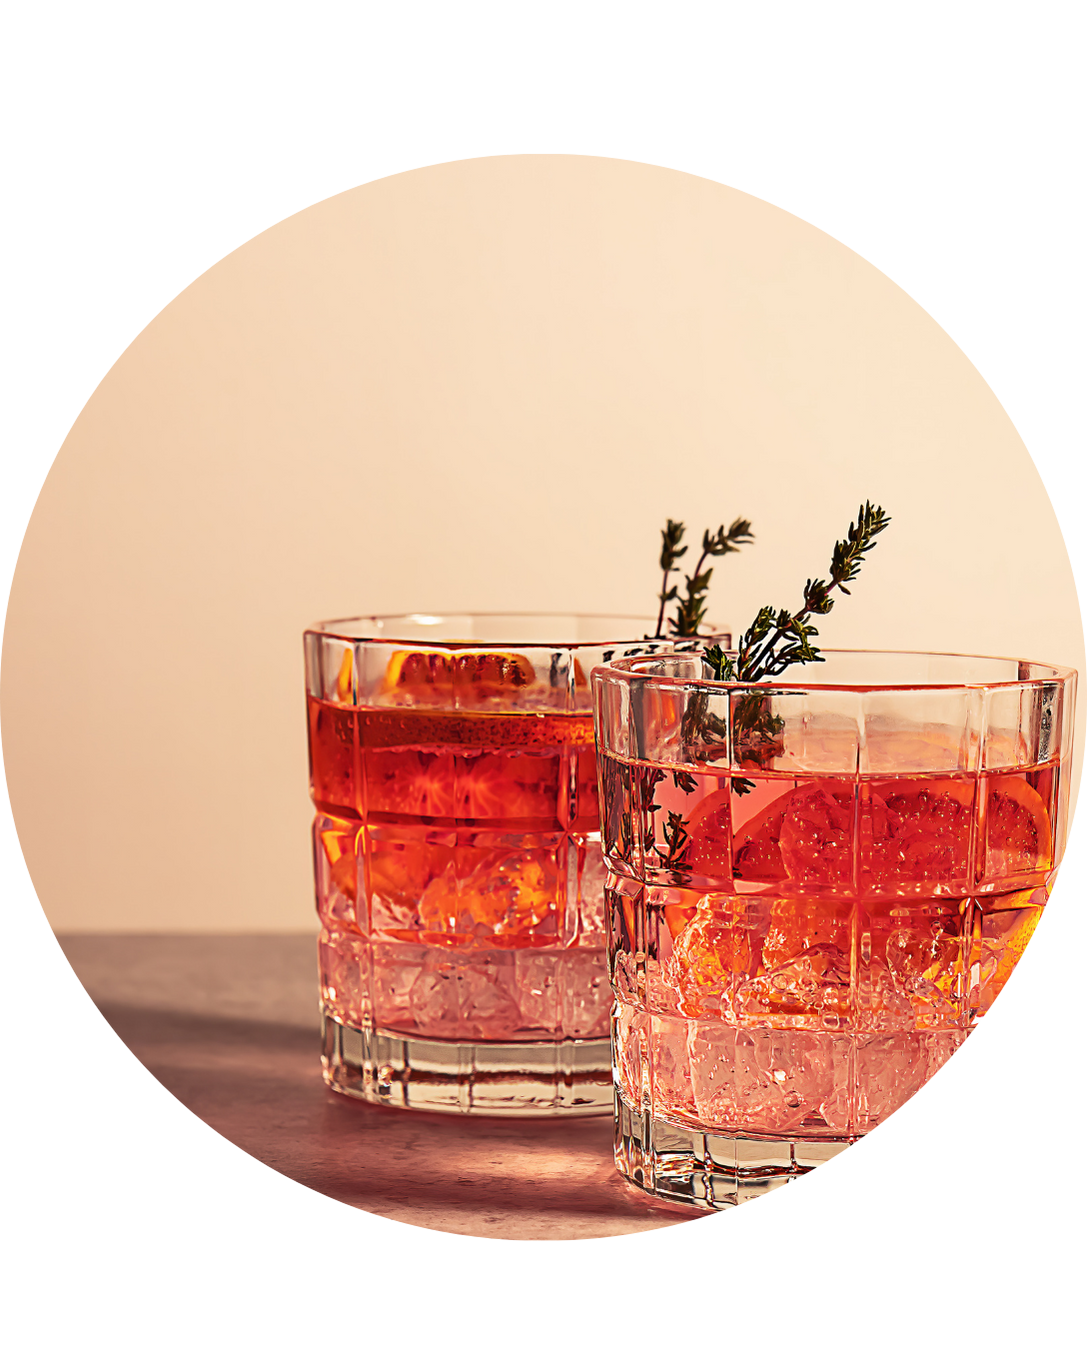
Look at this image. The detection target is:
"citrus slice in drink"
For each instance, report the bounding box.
[380,650,537,702]
[455,652,538,699]
[364,749,456,817]
[777,781,854,885]
[863,777,974,890]
[335,647,353,702]
[379,650,449,694]
[684,779,855,886]
[680,779,853,989]
[683,788,737,879]
[456,752,561,821]
[984,775,1053,879]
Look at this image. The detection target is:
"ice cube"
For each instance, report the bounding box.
[854,1032,928,1129]
[409,948,522,1039]
[558,947,611,1038]
[318,926,370,1026]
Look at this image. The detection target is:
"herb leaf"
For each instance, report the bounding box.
[732,502,890,683]
[654,519,688,640]
[687,503,890,789]
[654,515,754,637]
[660,810,691,867]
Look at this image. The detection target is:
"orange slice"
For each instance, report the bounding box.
[864,778,974,889]
[457,752,560,820]
[379,650,452,697]
[777,781,854,885]
[985,776,1053,878]
[684,780,855,887]
[380,650,537,702]
[699,776,987,891]
[683,788,735,878]
[363,749,456,816]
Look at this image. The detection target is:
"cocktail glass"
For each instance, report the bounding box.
[305,613,678,1115]
[592,649,1076,1205]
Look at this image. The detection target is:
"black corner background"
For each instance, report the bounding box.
[8,142,1074,1269]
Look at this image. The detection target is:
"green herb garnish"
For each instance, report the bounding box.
[704,502,891,683]
[660,810,691,867]
[653,517,754,638]
[680,501,891,795]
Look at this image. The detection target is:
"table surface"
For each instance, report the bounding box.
[59,934,703,1240]
[48,928,1058,1242]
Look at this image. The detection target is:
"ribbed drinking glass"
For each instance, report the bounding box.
[305,613,675,1115]
[593,649,1076,1205]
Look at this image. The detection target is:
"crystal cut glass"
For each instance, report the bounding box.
[592,649,1076,1205]
[305,613,680,1115]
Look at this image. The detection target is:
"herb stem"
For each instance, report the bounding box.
[654,588,669,641]
[654,519,687,638]
[689,546,713,586]
[729,502,890,683]
[737,576,843,679]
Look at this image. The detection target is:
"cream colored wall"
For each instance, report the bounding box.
[2,154,1081,932]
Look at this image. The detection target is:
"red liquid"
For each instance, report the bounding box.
[604,752,1058,1139]
[308,698,609,1043]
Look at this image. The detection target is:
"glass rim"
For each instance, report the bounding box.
[304,611,677,650]
[593,646,1078,693]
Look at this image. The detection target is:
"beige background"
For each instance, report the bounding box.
[3,154,1081,932]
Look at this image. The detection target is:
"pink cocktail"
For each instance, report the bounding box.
[593,649,1075,1205]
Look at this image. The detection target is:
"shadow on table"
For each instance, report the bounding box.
[92,997,702,1239]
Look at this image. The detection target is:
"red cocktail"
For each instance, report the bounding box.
[306,613,666,1114]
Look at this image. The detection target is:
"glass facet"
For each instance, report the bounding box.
[592,650,1076,1205]
[305,613,683,1115]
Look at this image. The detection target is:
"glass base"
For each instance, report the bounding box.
[615,1090,853,1209]
[321,1010,612,1116]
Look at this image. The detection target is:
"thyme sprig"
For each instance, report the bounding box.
[660,810,691,867]
[654,519,687,640]
[704,502,890,683]
[697,502,891,797]
[653,516,754,638]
